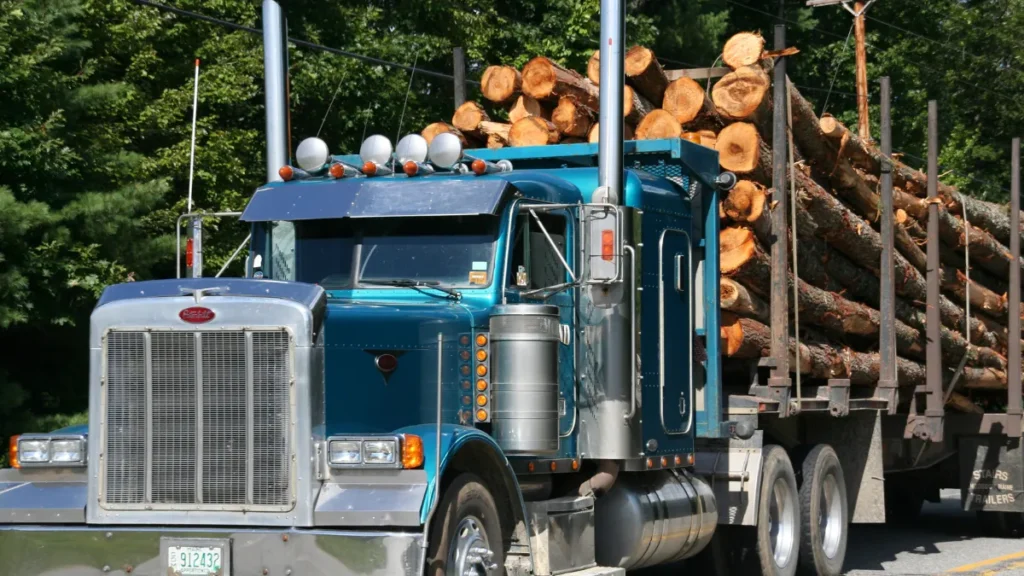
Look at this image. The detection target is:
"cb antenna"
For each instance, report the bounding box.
[187,58,201,212]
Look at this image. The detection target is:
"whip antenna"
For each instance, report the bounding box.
[187,58,201,212]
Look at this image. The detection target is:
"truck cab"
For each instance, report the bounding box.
[0,133,729,575]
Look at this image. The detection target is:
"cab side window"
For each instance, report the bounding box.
[508,211,569,290]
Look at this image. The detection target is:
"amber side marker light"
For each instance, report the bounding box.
[401,434,424,469]
[8,435,19,469]
[278,165,294,181]
[471,159,487,175]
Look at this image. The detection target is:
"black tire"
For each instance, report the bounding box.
[797,445,848,576]
[754,445,801,576]
[977,511,1024,537]
[426,473,505,576]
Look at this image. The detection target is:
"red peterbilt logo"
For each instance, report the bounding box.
[179,306,216,324]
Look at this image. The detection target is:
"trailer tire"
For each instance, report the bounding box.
[425,473,504,576]
[797,445,848,576]
[753,445,801,576]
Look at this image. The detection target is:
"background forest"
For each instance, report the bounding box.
[2,0,1022,453]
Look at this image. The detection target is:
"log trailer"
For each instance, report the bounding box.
[3,2,1024,576]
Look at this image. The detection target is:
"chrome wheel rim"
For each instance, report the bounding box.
[819,472,843,559]
[769,477,797,567]
[447,515,496,576]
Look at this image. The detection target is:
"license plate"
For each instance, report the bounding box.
[162,538,230,576]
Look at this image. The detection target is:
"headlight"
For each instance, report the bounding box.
[329,440,362,465]
[363,440,397,465]
[326,435,418,469]
[13,434,87,468]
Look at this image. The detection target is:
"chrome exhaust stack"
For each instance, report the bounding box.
[262,0,289,182]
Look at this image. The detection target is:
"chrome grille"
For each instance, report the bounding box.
[102,329,292,511]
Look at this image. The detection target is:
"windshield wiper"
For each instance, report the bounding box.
[360,279,462,300]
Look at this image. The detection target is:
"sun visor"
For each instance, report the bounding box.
[241,178,514,222]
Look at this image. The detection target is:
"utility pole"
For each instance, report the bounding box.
[807,0,876,140]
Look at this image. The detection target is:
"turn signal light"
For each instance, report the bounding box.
[476,379,487,391]
[476,334,488,347]
[8,435,19,469]
[401,434,424,469]
[476,349,487,362]
[476,394,488,406]
[476,409,488,421]
[476,364,487,377]
[601,230,614,261]
[279,165,294,181]
[460,350,471,361]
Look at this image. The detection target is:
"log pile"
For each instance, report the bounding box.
[421,38,1023,414]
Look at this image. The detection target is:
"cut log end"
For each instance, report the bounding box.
[507,94,548,124]
[587,50,601,85]
[452,101,489,134]
[723,180,767,223]
[819,114,842,138]
[635,109,682,140]
[481,65,522,105]
[722,32,765,69]
[715,122,761,173]
[552,96,594,137]
[422,122,467,146]
[711,65,770,121]
[663,77,706,124]
[720,226,757,274]
[522,57,559,100]
[509,116,560,147]
[720,312,746,357]
[479,121,511,148]
[625,45,669,103]
[587,122,635,143]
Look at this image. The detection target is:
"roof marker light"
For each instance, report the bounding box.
[403,161,435,177]
[427,132,463,168]
[329,162,361,179]
[362,161,393,177]
[360,135,393,166]
[279,165,294,181]
[470,158,514,176]
[295,137,330,171]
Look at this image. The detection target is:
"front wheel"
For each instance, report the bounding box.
[754,445,801,576]
[797,445,848,576]
[426,473,504,576]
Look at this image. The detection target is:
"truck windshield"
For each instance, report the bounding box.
[274,215,499,289]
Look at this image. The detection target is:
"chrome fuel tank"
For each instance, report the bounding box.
[594,469,717,570]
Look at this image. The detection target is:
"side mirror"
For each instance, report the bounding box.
[582,204,621,284]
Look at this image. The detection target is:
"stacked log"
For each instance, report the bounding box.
[420,38,1022,414]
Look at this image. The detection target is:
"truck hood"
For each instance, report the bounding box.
[323,300,474,434]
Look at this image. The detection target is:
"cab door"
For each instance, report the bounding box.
[505,207,576,442]
[659,228,693,435]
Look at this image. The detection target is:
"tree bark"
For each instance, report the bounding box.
[522,57,600,110]
[793,167,996,346]
[721,278,770,323]
[635,109,682,140]
[624,84,655,126]
[481,65,521,105]
[508,94,550,124]
[552,96,595,138]
[819,114,1024,247]
[452,101,489,138]
[721,226,927,360]
[509,117,560,147]
[625,45,669,104]
[478,121,511,148]
[722,32,765,69]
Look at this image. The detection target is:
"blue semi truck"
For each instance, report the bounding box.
[4,1,1023,575]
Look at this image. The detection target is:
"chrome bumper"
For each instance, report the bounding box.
[0,526,424,576]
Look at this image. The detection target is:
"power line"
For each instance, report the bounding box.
[130,0,478,85]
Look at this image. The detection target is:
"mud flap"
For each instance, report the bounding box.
[959,435,1024,512]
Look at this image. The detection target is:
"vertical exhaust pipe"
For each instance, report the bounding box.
[262,0,289,182]
[597,0,624,204]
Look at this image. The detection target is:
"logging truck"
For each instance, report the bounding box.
[4,2,1024,576]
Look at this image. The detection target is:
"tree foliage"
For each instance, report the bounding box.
[2,0,1024,446]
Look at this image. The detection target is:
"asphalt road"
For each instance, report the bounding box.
[844,489,1024,576]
